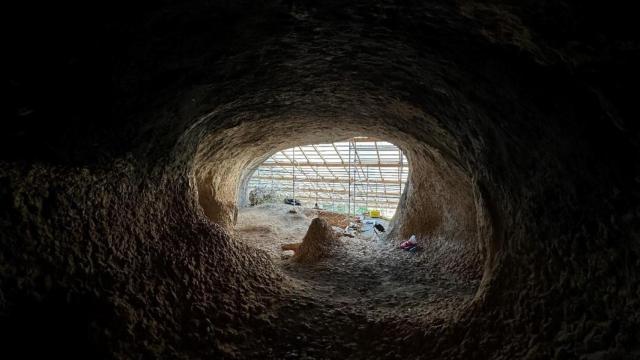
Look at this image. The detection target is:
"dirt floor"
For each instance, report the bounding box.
[234,204,479,359]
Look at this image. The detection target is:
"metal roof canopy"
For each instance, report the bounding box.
[248,137,409,218]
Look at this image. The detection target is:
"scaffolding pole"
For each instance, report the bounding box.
[399,148,404,195]
[347,140,351,221]
[353,137,357,216]
[365,164,369,213]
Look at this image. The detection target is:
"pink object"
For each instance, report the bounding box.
[399,235,417,249]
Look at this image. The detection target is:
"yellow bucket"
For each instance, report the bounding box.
[369,210,381,218]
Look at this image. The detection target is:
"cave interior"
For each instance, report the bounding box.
[1,1,639,359]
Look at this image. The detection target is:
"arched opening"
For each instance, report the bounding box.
[225,136,483,332]
[189,111,488,342]
[191,114,488,280]
[4,2,637,358]
[243,138,408,219]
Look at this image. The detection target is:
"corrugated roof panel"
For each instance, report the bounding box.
[248,138,409,217]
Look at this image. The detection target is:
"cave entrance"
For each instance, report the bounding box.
[236,136,409,260]
[246,137,408,219]
[232,136,480,327]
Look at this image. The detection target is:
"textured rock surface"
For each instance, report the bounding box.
[2,0,639,358]
[293,218,339,263]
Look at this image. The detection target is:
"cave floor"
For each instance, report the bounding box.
[234,204,478,359]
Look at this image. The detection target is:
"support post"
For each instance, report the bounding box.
[347,140,351,220]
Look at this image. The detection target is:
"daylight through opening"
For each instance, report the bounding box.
[247,137,409,219]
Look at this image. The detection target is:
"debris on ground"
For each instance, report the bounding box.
[284,198,302,206]
[400,234,418,252]
[342,231,355,238]
[281,242,302,253]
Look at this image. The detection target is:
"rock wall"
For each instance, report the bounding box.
[0,161,281,357]
[2,0,638,358]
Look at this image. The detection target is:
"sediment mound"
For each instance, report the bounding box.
[293,218,340,263]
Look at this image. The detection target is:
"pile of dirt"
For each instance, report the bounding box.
[293,218,340,263]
